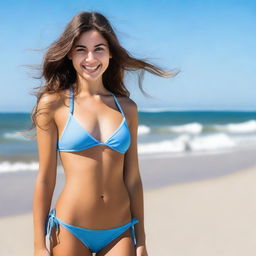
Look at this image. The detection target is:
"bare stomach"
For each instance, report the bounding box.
[54,149,132,229]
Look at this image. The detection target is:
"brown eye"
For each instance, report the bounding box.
[95,47,104,51]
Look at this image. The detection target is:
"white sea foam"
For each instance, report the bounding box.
[138,133,237,154]
[0,161,65,173]
[138,125,151,135]
[138,135,190,154]
[213,120,256,133]
[168,122,203,134]
[188,133,235,151]
[0,161,39,173]
[3,132,28,140]
[231,134,256,146]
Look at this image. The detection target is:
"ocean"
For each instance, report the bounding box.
[1,111,256,173]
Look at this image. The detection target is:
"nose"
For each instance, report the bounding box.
[86,51,95,62]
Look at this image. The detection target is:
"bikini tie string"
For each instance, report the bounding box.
[131,218,139,246]
[45,208,59,241]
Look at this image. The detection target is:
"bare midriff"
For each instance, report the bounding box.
[54,145,131,229]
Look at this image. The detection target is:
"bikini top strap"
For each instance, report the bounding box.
[110,92,125,117]
[69,87,74,114]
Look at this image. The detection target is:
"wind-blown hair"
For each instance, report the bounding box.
[28,11,177,135]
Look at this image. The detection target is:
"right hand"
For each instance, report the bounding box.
[34,247,50,256]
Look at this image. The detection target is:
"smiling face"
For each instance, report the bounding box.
[68,29,112,82]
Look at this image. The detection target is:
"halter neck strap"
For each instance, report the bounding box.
[110,92,125,117]
[69,87,74,114]
[69,88,124,117]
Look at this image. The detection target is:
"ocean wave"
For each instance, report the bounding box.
[138,133,237,154]
[168,122,203,134]
[0,161,65,174]
[188,133,235,151]
[213,120,256,133]
[0,161,39,173]
[138,135,190,154]
[3,132,28,140]
[138,125,151,135]
[140,120,256,136]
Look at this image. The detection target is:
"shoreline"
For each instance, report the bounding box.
[0,148,256,217]
[1,164,256,255]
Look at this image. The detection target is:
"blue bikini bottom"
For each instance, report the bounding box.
[45,208,139,253]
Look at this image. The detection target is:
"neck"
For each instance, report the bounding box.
[75,74,109,96]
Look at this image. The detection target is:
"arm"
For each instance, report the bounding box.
[32,93,58,251]
[123,100,146,248]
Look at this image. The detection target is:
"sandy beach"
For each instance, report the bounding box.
[1,150,256,255]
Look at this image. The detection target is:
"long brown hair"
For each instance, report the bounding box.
[28,11,178,136]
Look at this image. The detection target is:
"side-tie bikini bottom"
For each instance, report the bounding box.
[45,208,139,253]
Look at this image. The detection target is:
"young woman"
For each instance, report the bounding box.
[32,11,174,256]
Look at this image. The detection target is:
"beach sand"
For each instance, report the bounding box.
[1,150,256,255]
[144,164,256,255]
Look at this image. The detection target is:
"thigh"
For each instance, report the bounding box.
[96,229,136,256]
[50,224,92,256]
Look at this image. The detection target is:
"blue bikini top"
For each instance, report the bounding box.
[57,87,131,154]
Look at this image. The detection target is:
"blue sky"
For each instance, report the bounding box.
[1,0,255,111]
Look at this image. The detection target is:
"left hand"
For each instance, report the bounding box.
[136,245,149,256]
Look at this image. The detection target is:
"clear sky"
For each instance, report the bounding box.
[1,0,255,112]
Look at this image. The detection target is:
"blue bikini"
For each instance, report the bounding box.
[57,87,131,154]
[45,209,139,253]
[45,87,138,253]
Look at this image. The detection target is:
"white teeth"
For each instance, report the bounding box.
[85,65,100,70]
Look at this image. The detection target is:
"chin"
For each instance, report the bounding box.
[80,73,102,81]
[81,70,107,80]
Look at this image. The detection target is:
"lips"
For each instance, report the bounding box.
[82,64,101,73]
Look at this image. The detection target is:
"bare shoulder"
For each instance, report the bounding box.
[36,90,64,128]
[38,90,61,105]
[37,90,67,113]
[116,95,138,123]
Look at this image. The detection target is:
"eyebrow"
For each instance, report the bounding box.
[74,43,107,48]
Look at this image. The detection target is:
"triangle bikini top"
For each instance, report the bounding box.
[57,87,131,154]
